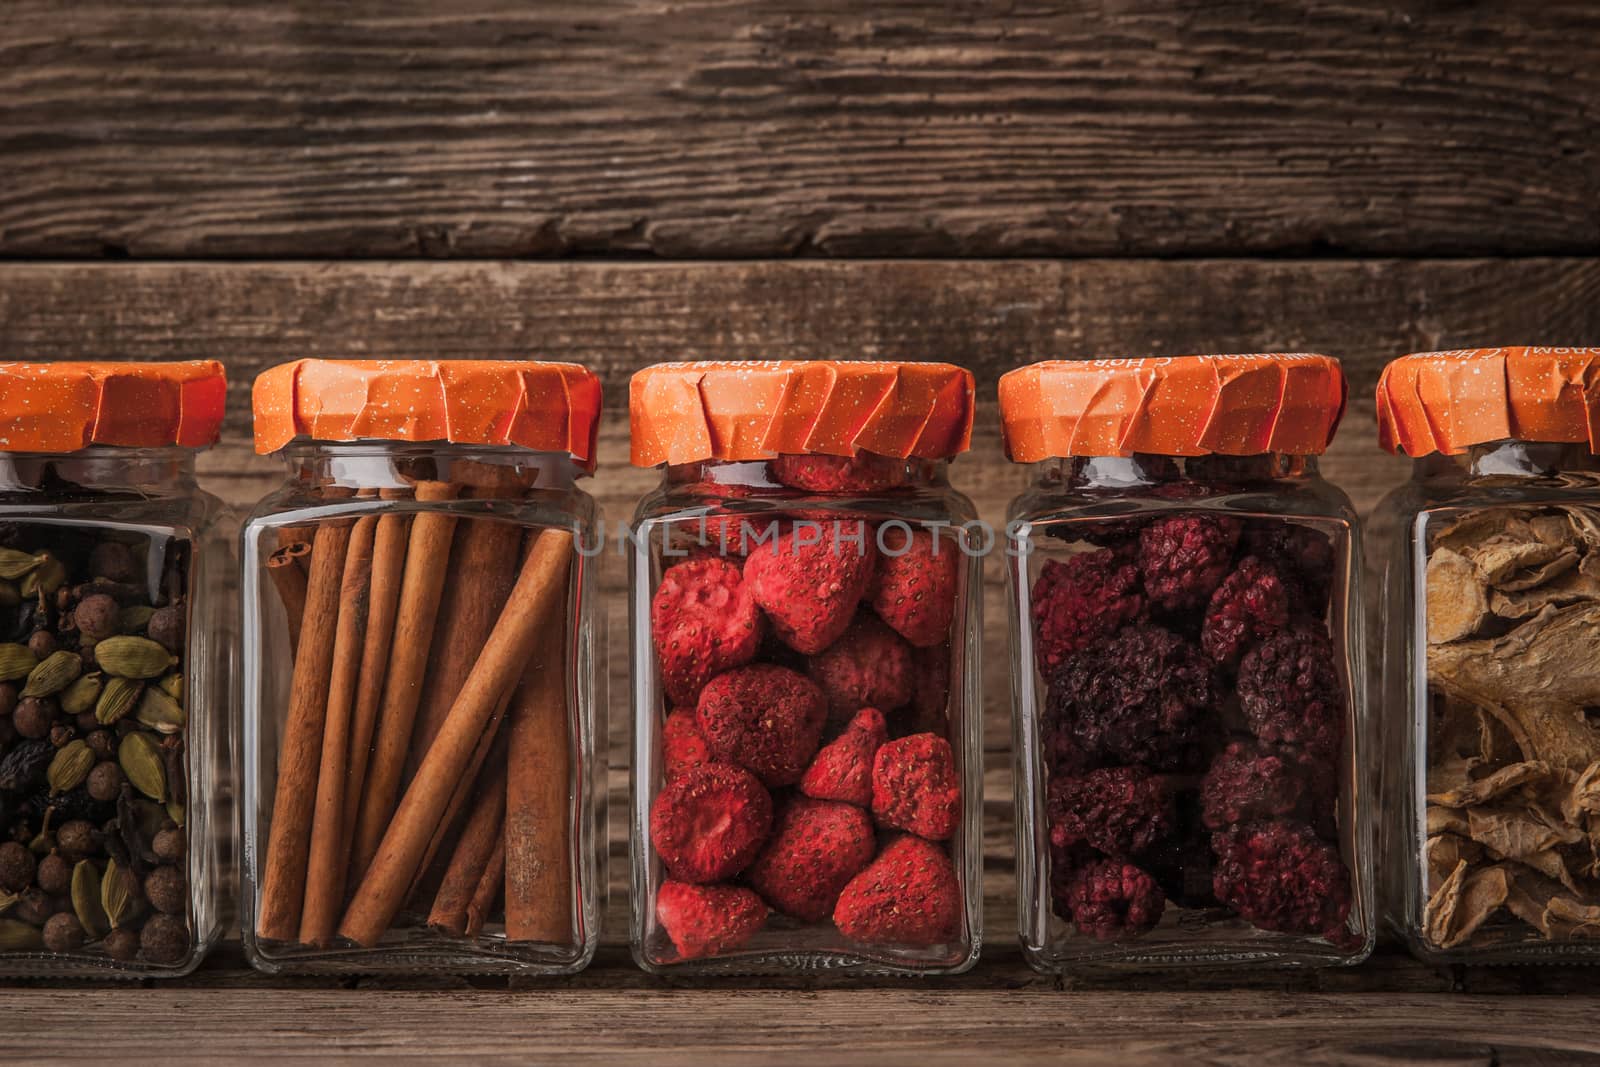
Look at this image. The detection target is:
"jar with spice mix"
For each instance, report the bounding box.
[0,361,230,977]
[628,361,982,973]
[240,360,603,974]
[1372,347,1600,963]
[1000,355,1373,969]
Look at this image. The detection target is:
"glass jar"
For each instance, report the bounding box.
[0,361,230,978]
[240,359,604,975]
[627,361,982,974]
[1374,347,1600,963]
[1001,355,1373,969]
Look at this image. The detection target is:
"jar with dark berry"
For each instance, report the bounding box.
[1000,355,1372,969]
[1372,347,1600,964]
[0,361,230,977]
[628,361,982,974]
[240,360,603,975]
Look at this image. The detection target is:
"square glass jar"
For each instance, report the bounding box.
[627,361,982,975]
[0,361,230,978]
[1001,356,1372,970]
[240,359,604,975]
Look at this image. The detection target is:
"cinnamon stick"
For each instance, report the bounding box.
[405,509,523,781]
[408,693,510,908]
[349,482,461,879]
[505,606,573,943]
[257,520,351,943]
[339,528,573,947]
[297,515,376,946]
[426,757,507,937]
[465,837,506,939]
[339,509,411,886]
[266,542,310,653]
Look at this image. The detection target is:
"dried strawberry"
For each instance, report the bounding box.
[834,835,962,947]
[869,527,958,647]
[649,762,773,883]
[771,453,910,493]
[871,732,961,841]
[748,796,877,921]
[652,556,764,705]
[799,707,887,806]
[696,664,828,787]
[662,707,713,781]
[744,521,877,654]
[656,880,768,960]
[808,614,914,721]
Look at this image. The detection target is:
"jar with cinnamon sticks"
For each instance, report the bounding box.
[0,361,230,978]
[628,361,983,974]
[241,359,603,974]
[1374,347,1600,964]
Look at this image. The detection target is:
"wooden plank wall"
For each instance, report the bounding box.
[3,1,1600,962]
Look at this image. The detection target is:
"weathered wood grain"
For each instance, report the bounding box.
[2,2,1598,258]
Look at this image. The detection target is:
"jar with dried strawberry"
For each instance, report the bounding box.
[1373,347,1600,964]
[1001,355,1372,969]
[628,361,982,974]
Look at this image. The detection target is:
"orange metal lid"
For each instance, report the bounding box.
[0,361,227,452]
[628,361,975,467]
[1377,347,1600,456]
[251,359,602,466]
[998,354,1347,461]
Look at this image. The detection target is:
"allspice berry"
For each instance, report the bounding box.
[74,711,99,733]
[89,542,136,583]
[48,723,74,748]
[12,887,53,925]
[35,851,70,895]
[26,629,57,659]
[86,760,124,802]
[42,912,85,953]
[0,841,35,891]
[84,728,115,761]
[151,827,185,863]
[55,820,96,859]
[0,681,17,718]
[139,914,188,964]
[103,926,140,961]
[144,865,185,915]
[12,697,55,739]
[74,594,121,643]
[146,606,184,653]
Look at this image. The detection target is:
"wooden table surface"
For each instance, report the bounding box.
[4,2,1600,1062]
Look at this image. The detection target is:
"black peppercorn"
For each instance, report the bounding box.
[55,819,96,859]
[73,594,120,643]
[12,697,54,740]
[89,542,136,584]
[26,629,56,659]
[42,911,84,953]
[151,826,185,863]
[146,606,183,653]
[144,865,185,915]
[0,841,36,891]
[103,926,139,961]
[139,913,188,963]
[0,682,16,718]
[86,761,123,802]
[84,729,114,761]
[35,850,70,895]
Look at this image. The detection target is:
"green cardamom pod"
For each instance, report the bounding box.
[47,740,94,795]
[135,686,186,734]
[22,650,83,698]
[0,643,38,683]
[0,888,18,914]
[100,858,133,929]
[158,673,183,701]
[119,732,166,802]
[0,581,19,607]
[0,548,42,580]
[119,604,156,633]
[165,799,186,827]
[60,672,103,716]
[95,636,177,679]
[71,859,109,939]
[20,553,66,598]
[0,918,43,951]
[95,677,143,725]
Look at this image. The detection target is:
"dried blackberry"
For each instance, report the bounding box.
[1211,820,1351,939]
[1242,521,1335,616]
[1200,740,1335,832]
[1237,620,1345,756]
[1059,859,1166,940]
[1047,766,1174,858]
[1045,623,1215,770]
[1137,514,1242,612]
[1030,550,1144,672]
[1200,556,1291,666]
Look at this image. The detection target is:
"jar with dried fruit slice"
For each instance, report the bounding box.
[1374,346,1600,963]
[240,360,604,975]
[0,361,230,978]
[1001,355,1372,970]
[627,360,982,974]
